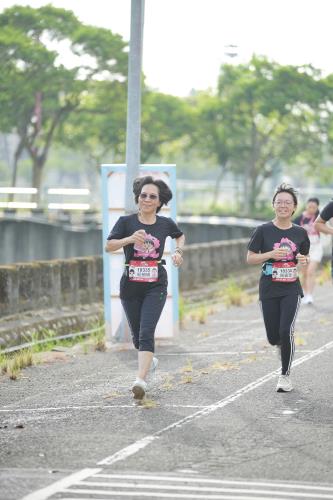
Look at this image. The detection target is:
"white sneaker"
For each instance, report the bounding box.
[276,375,293,392]
[301,295,309,305]
[131,378,147,400]
[307,294,313,304]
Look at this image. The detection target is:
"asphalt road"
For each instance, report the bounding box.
[1,280,333,500]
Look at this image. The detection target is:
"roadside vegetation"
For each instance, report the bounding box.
[180,275,254,328]
[0,321,106,381]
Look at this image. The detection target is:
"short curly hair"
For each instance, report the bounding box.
[272,183,298,206]
[133,175,172,213]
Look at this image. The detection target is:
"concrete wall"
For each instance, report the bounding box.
[0,239,249,349]
[0,256,103,318]
[0,218,102,264]
[0,239,248,317]
[177,218,256,244]
[179,239,248,289]
[0,216,255,264]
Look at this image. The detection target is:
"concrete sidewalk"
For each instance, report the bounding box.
[0,278,333,500]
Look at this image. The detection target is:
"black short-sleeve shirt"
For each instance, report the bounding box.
[320,201,333,223]
[107,213,183,297]
[248,221,310,299]
[320,201,333,258]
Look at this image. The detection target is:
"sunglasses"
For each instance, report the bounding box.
[274,201,294,207]
[139,193,158,200]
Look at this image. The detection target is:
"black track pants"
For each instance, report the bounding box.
[260,294,301,375]
[121,286,167,353]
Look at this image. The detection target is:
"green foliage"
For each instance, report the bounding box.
[192,56,333,213]
[0,5,128,196]
[141,90,193,163]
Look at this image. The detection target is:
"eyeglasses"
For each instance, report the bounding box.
[274,201,294,207]
[139,193,158,200]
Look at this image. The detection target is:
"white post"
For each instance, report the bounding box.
[125,0,145,213]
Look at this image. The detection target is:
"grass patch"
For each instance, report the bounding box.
[103,390,122,400]
[210,361,239,371]
[199,331,210,338]
[0,349,34,380]
[90,326,106,352]
[161,375,174,390]
[190,305,209,324]
[181,358,193,373]
[295,336,307,346]
[317,261,332,285]
[217,278,252,308]
[179,294,185,327]
[0,322,106,381]
[139,398,160,409]
[138,398,160,410]
[180,374,193,384]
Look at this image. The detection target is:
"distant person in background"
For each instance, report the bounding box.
[294,198,323,304]
[315,199,333,281]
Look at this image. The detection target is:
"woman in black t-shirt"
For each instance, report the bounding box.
[105,176,185,400]
[247,184,310,393]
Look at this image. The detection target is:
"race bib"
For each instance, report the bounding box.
[128,260,158,282]
[272,262,298,282]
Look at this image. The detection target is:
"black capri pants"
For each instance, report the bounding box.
[121,281,167,353]
[260,294,301,376]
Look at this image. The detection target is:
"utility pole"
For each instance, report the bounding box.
[124,0,145,213]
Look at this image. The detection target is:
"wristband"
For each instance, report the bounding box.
[174,247,183,256]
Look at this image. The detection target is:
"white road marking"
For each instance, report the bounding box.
[60,489,333,499]
[58,496,332,500]
[21,468,101,500]
[70,479,333,498]
[158,351,267,356]
[197,321,259,343]
[0,404,209,413]
[19,339,333,500]
[98,339,333,465]
[93,474,333,491]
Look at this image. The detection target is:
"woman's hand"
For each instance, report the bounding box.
[172,250,183,267]
[130,229,146,245]
[269,248,289,260]
[296,253,309,266]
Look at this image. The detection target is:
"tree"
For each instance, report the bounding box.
[141,90,193,163]
[0,5,127,200]
[194,57,333,213]
[58,86,193,172]
[56,79,127,173]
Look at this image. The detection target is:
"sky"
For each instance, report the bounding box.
[1,0,333,96]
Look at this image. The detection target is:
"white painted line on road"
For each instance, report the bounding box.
[93,474,333,492]
[198,319,265,343]
[19,340,333,500]
[0,404,209,413]
[209,319,263,323]
[71,479,333,498]
[159,351,267,356]
[21,468,101,500]
[58,490,333,500]
[98,339,333,466]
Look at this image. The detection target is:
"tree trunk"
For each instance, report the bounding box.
[211,164,226,206]
[8,136,25,202]
[32,157,44,204]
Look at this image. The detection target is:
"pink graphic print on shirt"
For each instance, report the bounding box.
[273,237,297,261]
[134,233,160,258]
